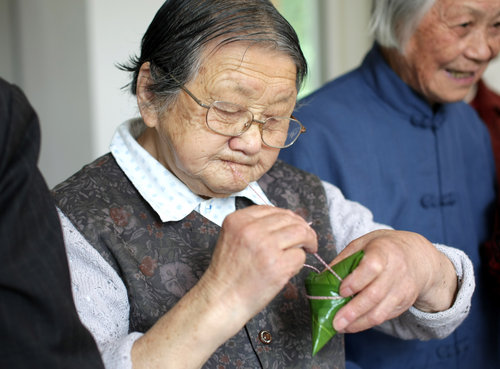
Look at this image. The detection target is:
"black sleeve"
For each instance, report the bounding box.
[0,77,104,369]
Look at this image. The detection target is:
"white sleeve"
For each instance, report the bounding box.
[322,180,391,252]
[322,181,474,340]
[58,209,142,369]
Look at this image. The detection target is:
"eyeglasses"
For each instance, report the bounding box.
[174,80,306,148]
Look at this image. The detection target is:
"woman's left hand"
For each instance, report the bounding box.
[330,229,457,333]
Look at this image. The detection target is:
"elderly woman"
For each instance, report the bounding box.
[54,1,474,368]
[280,0,500,368]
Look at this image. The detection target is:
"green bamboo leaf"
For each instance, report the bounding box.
[305,250,364,356]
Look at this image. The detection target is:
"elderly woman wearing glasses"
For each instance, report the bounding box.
[52,1,474,368]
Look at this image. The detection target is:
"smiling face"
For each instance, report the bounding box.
[384,0,500,104]
[137,42,298,198]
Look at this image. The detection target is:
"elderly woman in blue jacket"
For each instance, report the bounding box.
[280,0,500,368]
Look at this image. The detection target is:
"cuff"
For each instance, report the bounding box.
[101,332,144,369]
[407,244,475,338]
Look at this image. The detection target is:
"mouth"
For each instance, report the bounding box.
[223,159,244,173]
[223,158,256,168]
[446,69,475,79]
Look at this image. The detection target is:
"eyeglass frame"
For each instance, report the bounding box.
[170,75,306,149]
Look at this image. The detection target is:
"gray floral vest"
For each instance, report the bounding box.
[53,153,344,369]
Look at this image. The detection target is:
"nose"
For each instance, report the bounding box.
[228,123,263,155]
[465,29,496,62]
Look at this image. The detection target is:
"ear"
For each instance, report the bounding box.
[136,62,159,128]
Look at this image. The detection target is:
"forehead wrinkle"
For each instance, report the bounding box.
[216,60,296,84]
[441,0,500,17]
[209,69,296,103]
[205,50,296,84]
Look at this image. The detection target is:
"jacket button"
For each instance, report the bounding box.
[258,330,272,344]
[440,192,457,206]
[437,344,453,359]
[420,194,438,208]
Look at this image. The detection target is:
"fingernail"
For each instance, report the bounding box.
[341,287,353,297]
[334,317,349,332]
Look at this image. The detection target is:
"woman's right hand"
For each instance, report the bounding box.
[204,205,318,324]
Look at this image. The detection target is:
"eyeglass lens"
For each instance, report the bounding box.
[207,101,302,148]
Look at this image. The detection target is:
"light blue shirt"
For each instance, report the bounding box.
[109,118,270,226]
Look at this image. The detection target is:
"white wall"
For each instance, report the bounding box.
[0,0,15,83]
[319,0,372,82]
[14,0,92,188]
[85,0,165,161]
[484,57,500,94]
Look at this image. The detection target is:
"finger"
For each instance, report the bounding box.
[217,209,316,269]
[229,206,312,233]
[334,267,419,333]
[335,291,408,333]
[333,276,389,332]
[270,222,318,253]
[278,247,309,278]
[243,205,310,224]
[337,253,385,297]
[236,208,317,253]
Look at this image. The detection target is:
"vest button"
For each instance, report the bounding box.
[258,330,272,344]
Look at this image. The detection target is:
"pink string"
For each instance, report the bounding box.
[312,253,343,282]
[229,162,270,205]
[303,264,321,274]
[228,162,343,282]
[305,294,343,300]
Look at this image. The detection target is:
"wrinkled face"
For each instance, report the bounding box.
[390,0,500,104]
[142,43,297,198]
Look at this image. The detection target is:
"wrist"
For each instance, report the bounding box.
[414,252,458,312]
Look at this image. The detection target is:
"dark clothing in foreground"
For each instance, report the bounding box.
[471,79,500,300]
[0,77,104,369]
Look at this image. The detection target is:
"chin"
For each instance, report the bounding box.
[204,182,246,198]
[427,89,469,104]
[441,92,469,104]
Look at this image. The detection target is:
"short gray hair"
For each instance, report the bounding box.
[369,0,435,51]
[119,0,307,110]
